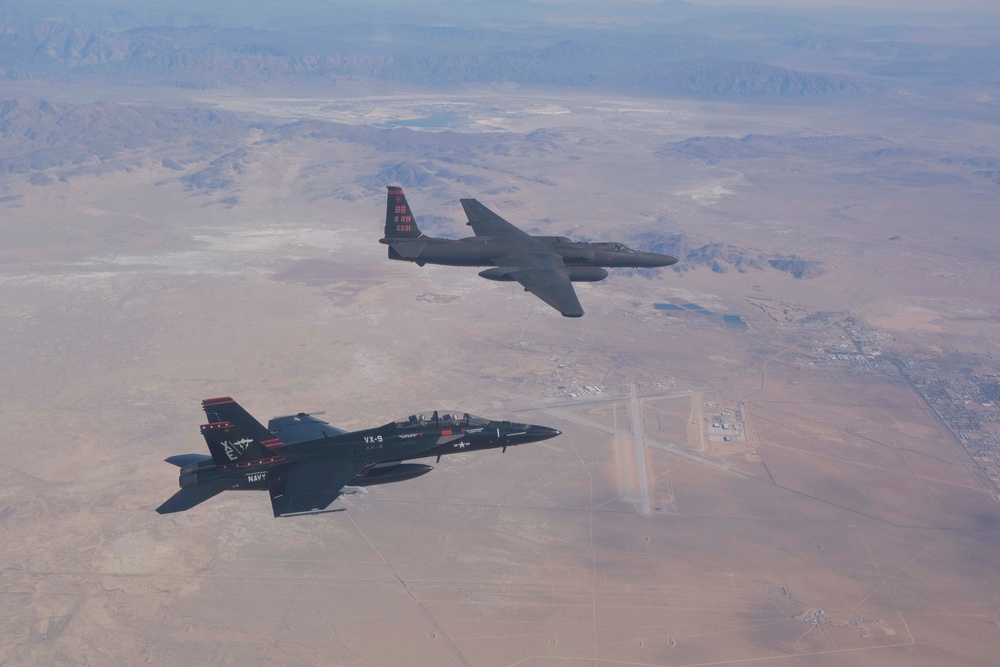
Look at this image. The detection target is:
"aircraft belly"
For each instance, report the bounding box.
[376,440,439,462]
[419,243,510,267]
[231,479,271,491]
[355,463,434,486]
[425,435,497,458]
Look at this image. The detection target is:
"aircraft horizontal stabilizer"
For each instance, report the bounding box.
[164,453,211,467]
[156,484,230,514]
[387,242,427,259]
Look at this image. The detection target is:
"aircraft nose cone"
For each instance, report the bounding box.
[649,253,678,267]
[526,425,562,441]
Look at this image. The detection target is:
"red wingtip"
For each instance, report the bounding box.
[202,396,234,406]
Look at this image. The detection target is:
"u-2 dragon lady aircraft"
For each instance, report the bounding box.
[379,186,678,317]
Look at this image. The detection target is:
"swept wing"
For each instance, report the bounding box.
[268,460,374,517]
[493,253,584,317]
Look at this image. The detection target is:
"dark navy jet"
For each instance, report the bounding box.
[158,397,561,517]
[379,186,678,317]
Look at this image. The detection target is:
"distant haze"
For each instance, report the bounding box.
[685,0,999,13]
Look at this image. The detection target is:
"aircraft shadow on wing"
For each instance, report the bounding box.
[157,397,561,517]
[379,186,678,317]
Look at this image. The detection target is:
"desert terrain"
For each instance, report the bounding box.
[2,2,1000,665]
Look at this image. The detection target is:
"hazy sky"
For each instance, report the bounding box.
[678,0,998,13]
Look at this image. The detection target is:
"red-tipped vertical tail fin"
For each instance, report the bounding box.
[384,186,424,239]
[201,422,283,468]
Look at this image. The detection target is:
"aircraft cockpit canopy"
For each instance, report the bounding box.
[591,241,635,253]
[394,410,491,429]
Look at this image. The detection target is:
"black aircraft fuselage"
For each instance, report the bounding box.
[379,187,678,316]
[158,398,560,517]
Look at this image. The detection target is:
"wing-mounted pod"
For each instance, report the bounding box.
[480,266,607,283]
[566,267,608,282]
[478,267,518,282]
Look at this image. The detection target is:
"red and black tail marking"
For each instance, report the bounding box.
[384,186,424,239]
[202,397,281,449]
[201,422,283,468]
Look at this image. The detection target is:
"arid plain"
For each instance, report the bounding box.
[3,78,1000,667]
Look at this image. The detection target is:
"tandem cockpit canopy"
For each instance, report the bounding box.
[593,242,635,253]
[393,410,491,429]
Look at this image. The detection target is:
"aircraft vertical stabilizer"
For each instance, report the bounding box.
[384,186,425,239]
[202,396,279,446]
[201,422,280,467]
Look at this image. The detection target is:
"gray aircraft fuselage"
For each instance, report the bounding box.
[379,187,678,316]
[384,235,674,272]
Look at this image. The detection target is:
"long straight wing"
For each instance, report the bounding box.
[268,460,375,517]
[460,198,535,241]
[493,253,584,317]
